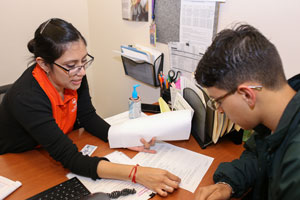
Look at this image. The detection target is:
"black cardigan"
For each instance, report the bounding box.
[0,65,110,180]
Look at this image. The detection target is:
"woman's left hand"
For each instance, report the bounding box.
[128,137,156,153]
[136,166,181,197]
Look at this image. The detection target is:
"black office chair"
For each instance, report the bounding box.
[0,84,12,104]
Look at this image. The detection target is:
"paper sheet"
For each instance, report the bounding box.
[122,0,132,20]
[0,176,22,199]
[108,110,192,148]
[170,86,181,109]
[158,97,171,112]
[180,0,218,51]
[171,76,206,110]
[105,111,147,126]
[67,151,153,200]
[132,142,214,193]
[168,42,203,79]
[172,92,194,116]
[68,142,214,196]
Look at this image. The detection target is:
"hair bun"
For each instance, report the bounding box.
[27,39,36,53]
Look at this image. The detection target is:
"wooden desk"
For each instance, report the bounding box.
[0,129,244,200]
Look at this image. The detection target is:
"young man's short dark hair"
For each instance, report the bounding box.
[193,24,300,200]
[195,24,286,91]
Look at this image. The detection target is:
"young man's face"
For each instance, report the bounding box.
[206,86,259,130]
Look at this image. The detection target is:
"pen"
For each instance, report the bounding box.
[161,75,164,89]
[158,75,163,89]
[166,79,169,89]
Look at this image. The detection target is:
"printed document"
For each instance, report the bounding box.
[68,143,213,196]
[108,110,192,148]
[172,92,194,114]
[122,0,131,20]
[180,0,218,51]
[67,151,153,200]
[132,142,214,193]
[168,42,203,79]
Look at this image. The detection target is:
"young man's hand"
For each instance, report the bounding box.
[194,183,232,200]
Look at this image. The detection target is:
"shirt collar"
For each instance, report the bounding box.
[32,64,77,106]
[255,91,300,151]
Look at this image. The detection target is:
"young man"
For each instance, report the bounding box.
[194,24,300,200]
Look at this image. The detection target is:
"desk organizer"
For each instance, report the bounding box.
[121,53,164,87]
[183,87,243,149]
[183,87,213,149]
[160,88,171,104]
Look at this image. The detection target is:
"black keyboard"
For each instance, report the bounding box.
[26,177,91,200]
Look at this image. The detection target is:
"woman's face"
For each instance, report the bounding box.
[48,39,88,93]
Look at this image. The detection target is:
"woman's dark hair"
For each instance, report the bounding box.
[27,18,87,65]
[195,24,286,91]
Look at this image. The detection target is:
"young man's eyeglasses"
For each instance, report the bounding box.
[207,86,263,111]
[53,54,94,77]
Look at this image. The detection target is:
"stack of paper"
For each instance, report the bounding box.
[107,110,192,148]
[121,45,152,63]
[120,45,162,65]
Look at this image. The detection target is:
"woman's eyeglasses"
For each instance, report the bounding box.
[53,54,94,77]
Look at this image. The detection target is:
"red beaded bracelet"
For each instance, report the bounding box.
[128,164,139,183]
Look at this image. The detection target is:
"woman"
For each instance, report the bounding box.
[0,18,180,196]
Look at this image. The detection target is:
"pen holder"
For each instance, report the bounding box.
[160,88,171,104]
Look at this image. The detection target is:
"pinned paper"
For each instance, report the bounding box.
[150,22,156,46]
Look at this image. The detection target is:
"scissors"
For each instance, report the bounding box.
[168,70,181,83]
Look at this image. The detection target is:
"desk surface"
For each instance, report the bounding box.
[0,129,244,200]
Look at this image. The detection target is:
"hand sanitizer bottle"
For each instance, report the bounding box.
[129,84,141,119]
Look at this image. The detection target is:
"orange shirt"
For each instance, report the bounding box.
[32,64,78,134]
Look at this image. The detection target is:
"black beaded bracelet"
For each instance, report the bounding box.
[107,188,136,199]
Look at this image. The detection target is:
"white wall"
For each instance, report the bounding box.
[87,0,163,118]
[0,0,90,85]
[87,0,300,118]
[1,0,299,119]
[217,0,299,78]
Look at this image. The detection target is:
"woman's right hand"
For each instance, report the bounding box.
[136,166,181,197]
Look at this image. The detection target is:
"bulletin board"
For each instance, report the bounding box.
[154,0,220,45]
[155,0,181,44]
